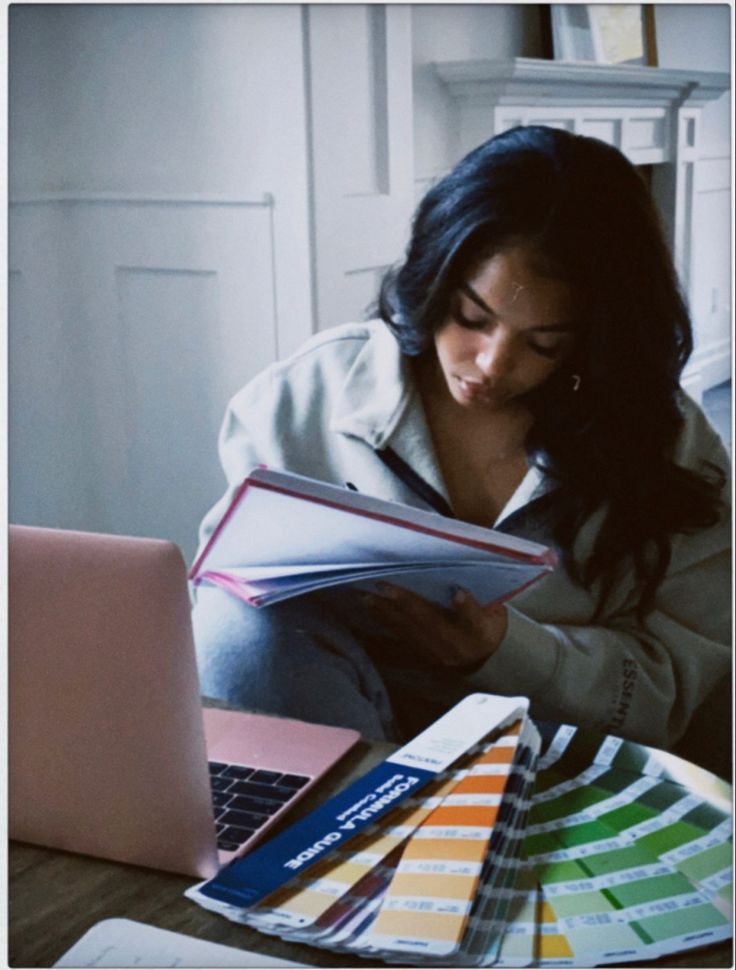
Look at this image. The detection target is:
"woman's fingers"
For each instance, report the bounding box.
[453,587,509,648]
[363,584,458,661]
[363,583,507,667]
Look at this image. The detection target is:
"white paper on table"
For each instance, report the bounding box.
[54,918,311,968]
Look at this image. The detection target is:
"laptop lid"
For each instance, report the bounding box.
[9,525,225,878]
[9,525,360,878]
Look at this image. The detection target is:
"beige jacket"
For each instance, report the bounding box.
[197,321,732,749]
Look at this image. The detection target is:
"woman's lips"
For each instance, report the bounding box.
[455,375,494,401]
[454,375,513,407]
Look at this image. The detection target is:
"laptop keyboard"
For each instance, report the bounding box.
[208,760,311,852]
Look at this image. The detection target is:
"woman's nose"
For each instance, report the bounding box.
[476,332,513,378]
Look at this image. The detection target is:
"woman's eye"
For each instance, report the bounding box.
[527,337,567,359]
[453,309,488,330]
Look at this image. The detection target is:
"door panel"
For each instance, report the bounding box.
[306,5,414,329]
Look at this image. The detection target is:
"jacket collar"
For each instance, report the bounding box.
[329,322,451,500]
[329,322,414,450]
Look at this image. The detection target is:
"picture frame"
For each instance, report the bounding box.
[550,4,658,66]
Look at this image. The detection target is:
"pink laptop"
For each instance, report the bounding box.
[8,525,360,879]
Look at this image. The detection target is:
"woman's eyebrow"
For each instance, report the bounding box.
[460,282,575,332]
[460,282,493,314]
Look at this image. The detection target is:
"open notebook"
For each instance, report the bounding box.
[190,467,557,607]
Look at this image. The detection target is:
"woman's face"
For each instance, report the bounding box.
[433,246,576,411]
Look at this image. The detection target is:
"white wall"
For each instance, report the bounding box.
[655,4,731,387]
[655,3,730,150]
[412,4,542,188]
[9,5,313,561]
[11,5,311,202]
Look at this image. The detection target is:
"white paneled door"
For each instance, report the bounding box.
[9,197,277,561]
[306,5,416,330]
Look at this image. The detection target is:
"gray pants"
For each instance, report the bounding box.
[192,585,467,742]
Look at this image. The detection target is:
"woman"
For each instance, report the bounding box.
[192,126,730,752]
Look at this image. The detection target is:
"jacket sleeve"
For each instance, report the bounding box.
[466,409,732,751]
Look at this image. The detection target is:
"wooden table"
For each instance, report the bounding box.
[8,733,734,968]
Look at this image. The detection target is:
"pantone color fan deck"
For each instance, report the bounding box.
[187,695,732,966]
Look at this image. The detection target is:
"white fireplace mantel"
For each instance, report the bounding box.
[432,57,728,166]
[432,57,730,398]
[434,57,728,110]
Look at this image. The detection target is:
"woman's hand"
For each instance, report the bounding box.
[362,583,508,670]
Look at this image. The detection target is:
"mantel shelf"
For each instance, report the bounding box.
[433,57,730,109]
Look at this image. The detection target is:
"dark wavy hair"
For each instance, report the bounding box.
[376,125,725,619]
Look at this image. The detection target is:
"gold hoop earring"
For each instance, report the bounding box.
[571,374,582,393]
